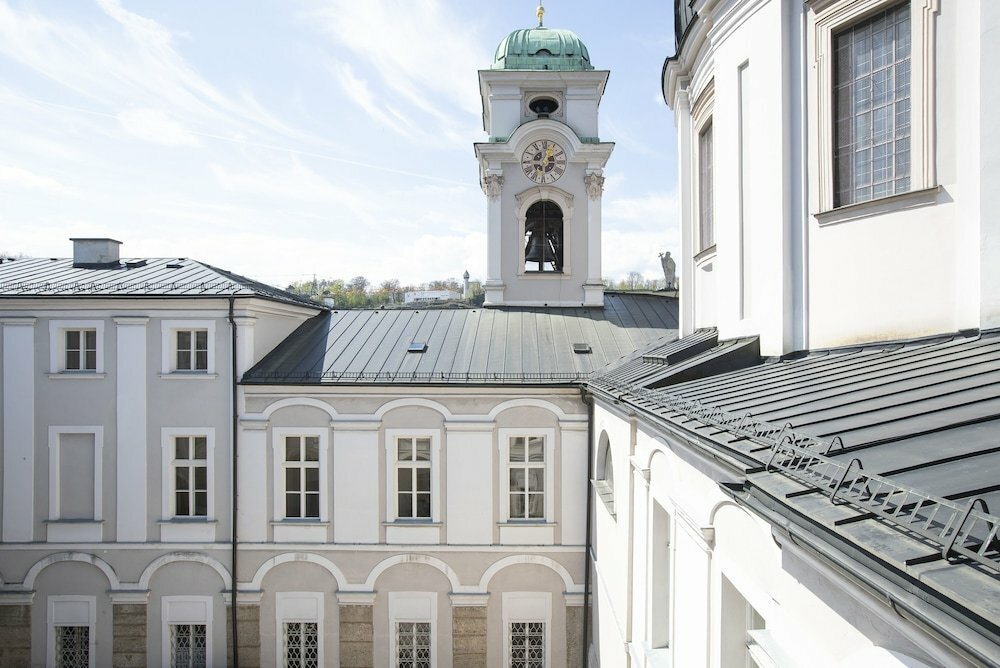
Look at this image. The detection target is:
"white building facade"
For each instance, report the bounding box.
[590,1,1000,667]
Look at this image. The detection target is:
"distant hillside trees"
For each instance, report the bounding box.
[286,275,482,307]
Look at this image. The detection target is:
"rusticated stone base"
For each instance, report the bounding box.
[112,604,147,668]
[0,605,31,668]
[339,604,374,667]
[566,605,584,667]
[225,604,261,667]
[452,605,488,667]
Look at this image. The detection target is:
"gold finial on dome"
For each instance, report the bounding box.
[536,1,545,27]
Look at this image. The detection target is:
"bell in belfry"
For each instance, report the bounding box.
[525,232,554,263]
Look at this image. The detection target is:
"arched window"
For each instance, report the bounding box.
[523,200,563,272]
[601,445,614,494]
[595,433,615,517]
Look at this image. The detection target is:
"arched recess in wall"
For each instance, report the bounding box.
[23,552,120,590]
[137,552,232,590]
[488,398,572,422]
[646,448,678,506]
[374,398,454,421]
[478,555,580,593]
[260,397,339,421]
[363,554,462,592]
[596,430,612,480]
[248,552,348,591]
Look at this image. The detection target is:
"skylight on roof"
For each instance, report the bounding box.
[408,342,428,353]
[573,343,592,354]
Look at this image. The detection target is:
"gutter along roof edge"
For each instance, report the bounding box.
[730,484,1000,665]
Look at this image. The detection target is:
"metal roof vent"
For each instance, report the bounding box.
[71,237,122,268]
[408,342,428,353]
[573,343,592,354]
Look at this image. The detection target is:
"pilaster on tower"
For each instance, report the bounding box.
[474,14,613,307]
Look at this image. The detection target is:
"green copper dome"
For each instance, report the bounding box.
[492,27,593,71]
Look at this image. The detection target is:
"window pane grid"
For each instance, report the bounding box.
[169,624,207,668]
[174,436,208,517]
[65,329,97,371]
[395,621,431,668]
[55,625,90,668]
[176,330,209,371]
[284,436,320,518]
[833,3,911,206]
[396,438,432,519]
[510,621,545,668]
[283,621,319,668]
[508,437,545,519]
[698,122,714,250]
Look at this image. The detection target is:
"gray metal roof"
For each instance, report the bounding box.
[243,292,679,384]
[592,329,1000,656]
[0,257,321,309]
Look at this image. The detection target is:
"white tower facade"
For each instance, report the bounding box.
[475,20,614,307]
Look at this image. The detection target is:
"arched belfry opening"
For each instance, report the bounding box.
[524,200,563,272]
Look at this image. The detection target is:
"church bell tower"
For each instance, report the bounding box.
[474,4,613,307]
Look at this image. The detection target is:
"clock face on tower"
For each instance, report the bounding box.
[521,140,567,184]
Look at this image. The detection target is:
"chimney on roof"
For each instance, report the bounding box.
[71,238,122,268]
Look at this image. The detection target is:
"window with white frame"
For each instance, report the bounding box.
[720,575,768,668]
[276,592,322,668]
[389,592,436,668]
[284,435,320,519]
[49,320,105,374]
[833,2,911,206]
[508,435,546,520]
[161,320,215,375]
[499,429,555,523]
[162,596,212,668]
[698,120,715,250]
[272,429,328,523]
[502,592,550,668]
[813,0,936,213]
[48,596,96,668]
[171,436,208,517]
[396,436,431,519]
[176,329,209,371]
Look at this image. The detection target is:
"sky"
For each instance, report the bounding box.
[0,0,678,288]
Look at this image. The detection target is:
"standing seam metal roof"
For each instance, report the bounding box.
[243,292,679,384]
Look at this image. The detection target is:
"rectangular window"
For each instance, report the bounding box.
[169,624,207,668]
[48,596,96,668]
[698,121,714,250]
[396,437,431,519]
[395,621,432,668]
[282,622,319,668]
[173,436,208,517]
[65,330,97,371]
[833,2,911,206]
[176,330,209,371]
[55,625,90,668]
[508,436,545,520]
[276,592,323,668]
[509,622,545,668]
[284,436,320,519]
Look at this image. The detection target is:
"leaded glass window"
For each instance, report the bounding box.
[169,624,207,668]
[509,436,545,519]
[395,621,431,668]
[55,625,90,668]
[283,621,319,668]
[510,621,545,668]
[833,2,911,206]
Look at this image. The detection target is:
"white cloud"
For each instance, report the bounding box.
[118,107,199,146]
[306,0,486,137]
[328,61,422,139]
[605,191,678,233]
[0,165,73,195]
